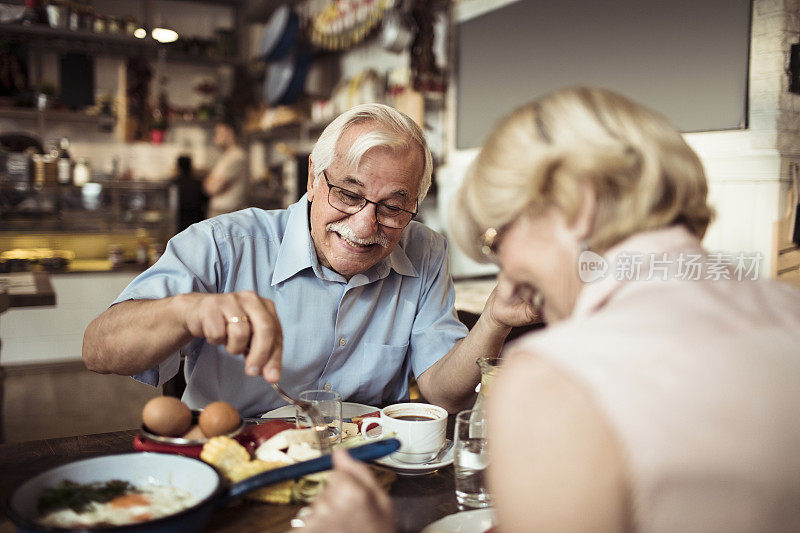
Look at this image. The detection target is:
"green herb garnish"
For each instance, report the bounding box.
[37,479,138,515]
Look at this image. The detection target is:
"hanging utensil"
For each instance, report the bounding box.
[264,44,312,106]
[259,4,300,62]
[380,5,414,54]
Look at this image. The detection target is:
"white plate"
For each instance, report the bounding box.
[260,402,379,420]
[373,439,454,476]
[421,508,495,533]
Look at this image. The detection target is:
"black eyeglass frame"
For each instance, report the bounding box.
[321,170,418,229]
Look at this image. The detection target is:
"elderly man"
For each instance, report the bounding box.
[82,104,535,416]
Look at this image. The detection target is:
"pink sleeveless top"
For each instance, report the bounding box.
[513,226,800,532]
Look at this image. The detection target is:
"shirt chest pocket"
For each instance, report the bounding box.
[355,341,409,404]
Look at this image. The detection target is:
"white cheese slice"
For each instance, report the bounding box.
[254,445,294,465]
[259,428,318,451]
[287,442,322,462]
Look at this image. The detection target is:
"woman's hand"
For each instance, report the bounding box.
[299,449,396,533]
[485,277,541,329]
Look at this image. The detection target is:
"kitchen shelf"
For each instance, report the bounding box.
[0,107,101,124]
[246,120,331,142]
[0,23,235,65]
[0,181,176,240]
[1,23,151,56]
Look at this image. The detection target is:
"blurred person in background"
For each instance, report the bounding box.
[174,155,207,233]
[203,118,248,218]
[298,87,800,533]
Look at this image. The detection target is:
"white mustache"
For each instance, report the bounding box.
[327,221,391,248]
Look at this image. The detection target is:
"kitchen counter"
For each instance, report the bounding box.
[0,272,56,308]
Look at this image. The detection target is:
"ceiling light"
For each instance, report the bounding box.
[152,28,179,43]
[133,27,147,39]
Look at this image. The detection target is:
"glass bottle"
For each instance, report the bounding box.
[56,137,73,185]
[21,0,46,25]
[135,229,150,266]
[72,157,91,186]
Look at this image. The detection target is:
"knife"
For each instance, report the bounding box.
[244,416,358,424]
[244,416,296,424]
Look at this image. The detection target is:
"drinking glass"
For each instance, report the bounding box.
[473,356,502,413]
[296,389,343,444]
[454,409,492,509]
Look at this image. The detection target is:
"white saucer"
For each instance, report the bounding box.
[260,402,378,420]
[373,439,454,476]
[421,508,495,533]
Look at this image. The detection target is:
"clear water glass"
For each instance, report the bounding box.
[454,409,492,509]
[297,389,343,444]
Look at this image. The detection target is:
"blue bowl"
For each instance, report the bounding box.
[5,452,224,533]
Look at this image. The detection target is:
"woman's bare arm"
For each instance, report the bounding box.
[488,351,629,533]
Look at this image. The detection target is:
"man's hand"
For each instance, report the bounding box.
[182,291,283,382]
[485,277,541,329]
[299,449,395,533]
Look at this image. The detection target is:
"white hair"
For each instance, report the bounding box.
[309,103,433,203]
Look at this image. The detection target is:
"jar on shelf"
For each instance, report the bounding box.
[124,16,137,36]
[72,157,91,186]
[108,244,124,269]
[107,15,121,34]
[67,2,81,30]
[135,229,150,266]
[92,13,106,33]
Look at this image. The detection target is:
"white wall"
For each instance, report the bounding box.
[438,0,797,280]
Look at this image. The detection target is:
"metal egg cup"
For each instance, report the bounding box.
[140,409,244,446]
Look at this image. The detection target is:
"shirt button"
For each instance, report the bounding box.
[324,383,332,391]
[338,338,347,346]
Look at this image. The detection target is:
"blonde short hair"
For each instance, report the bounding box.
[451,86,714,262]
[310,103,433,203]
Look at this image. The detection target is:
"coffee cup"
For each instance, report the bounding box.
[360,403,447,464]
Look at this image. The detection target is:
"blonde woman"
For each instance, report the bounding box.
[452,86,800,532]
[301,88,800,533]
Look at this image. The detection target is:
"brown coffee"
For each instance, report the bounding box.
[391,415,437,422]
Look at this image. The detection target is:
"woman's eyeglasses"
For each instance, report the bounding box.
[480,226,506,259]
[322,170,417,229]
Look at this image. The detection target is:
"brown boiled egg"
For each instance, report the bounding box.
[142,396,192,437]
[198,401,241,437]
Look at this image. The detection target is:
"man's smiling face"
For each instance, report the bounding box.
[307,124,423,279]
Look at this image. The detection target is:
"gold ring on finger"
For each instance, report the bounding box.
[227,315,249,324]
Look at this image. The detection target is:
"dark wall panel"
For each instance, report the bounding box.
[457,0,751,148]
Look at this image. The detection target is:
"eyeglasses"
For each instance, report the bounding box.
[322,170,417,229]
[480,225,509,259]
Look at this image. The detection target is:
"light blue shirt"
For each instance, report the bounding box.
[114,195,468,416]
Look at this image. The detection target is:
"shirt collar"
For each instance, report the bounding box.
[271,195,419,286]
[571,225,705,318]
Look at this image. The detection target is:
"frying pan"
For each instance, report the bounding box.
[264,44,312,106]
[6,438,400,533]
[259,4,299,62]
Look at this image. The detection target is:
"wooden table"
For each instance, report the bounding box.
[0,424,460,533]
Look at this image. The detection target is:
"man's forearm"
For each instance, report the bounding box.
[82,295,195,376]
[417,313,511,413]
